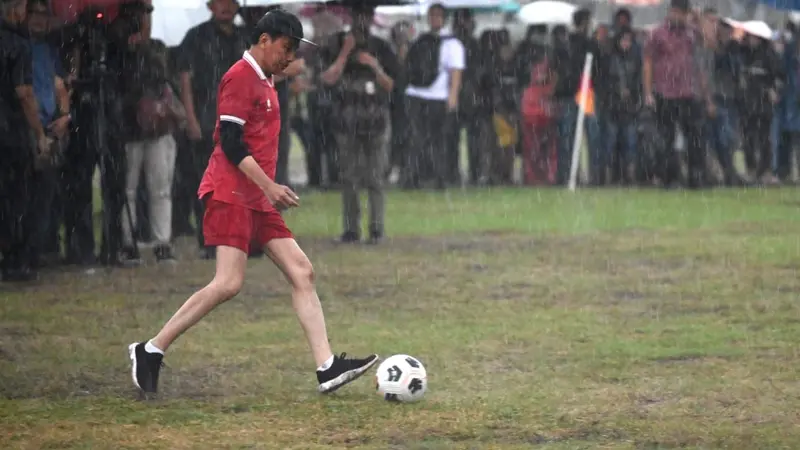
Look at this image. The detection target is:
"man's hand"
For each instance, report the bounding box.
[282,58,307,78]
[264,182,300,210]
[34,134,54,170]
[357,51,380,70]
[187,117,202,141]
[769,89,778,104]
[48,115,70,139]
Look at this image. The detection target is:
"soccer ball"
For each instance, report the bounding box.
[375,354,427,402]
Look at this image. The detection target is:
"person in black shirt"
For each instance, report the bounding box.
[551,8,600,185]
[176,0,250,259]
[448,8,482,185]
[0,0,51,281]
[320,5,400,244]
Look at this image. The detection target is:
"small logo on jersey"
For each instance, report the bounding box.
[266,99,272,112]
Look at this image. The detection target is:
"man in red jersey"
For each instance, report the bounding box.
[128,10,378,395]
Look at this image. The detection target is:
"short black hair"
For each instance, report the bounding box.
[573,8,591,28]
[251,9,314,49]
[428,3,447,18]
[614,8,631,23]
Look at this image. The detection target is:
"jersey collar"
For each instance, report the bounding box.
[242,51,274,86]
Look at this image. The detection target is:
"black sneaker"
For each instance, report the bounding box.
[337,231,360,244]
[120,247,143,267]
[367,228,384,245]
[154,245,176,263]
[317,352,379,394]
[128,342,164,393]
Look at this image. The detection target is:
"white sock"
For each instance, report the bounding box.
[317,355,334,372]
[145,340,164,355]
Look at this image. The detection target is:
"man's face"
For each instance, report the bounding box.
[615,15,630,29]
[209,0,238,24]
[261,34,296,74]
[27,2,48,36]
[596,25,609,41]
[428,7,445,32]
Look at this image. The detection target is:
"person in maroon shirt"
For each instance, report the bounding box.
[128,10,378,396]
[643,0,709,188]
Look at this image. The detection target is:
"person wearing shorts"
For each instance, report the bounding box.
[128,10,378,396]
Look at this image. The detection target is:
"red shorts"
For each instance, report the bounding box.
[203,197,293,253]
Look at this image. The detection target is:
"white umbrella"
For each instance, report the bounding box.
[516,0,576,26]
[240,0,327,5]
[376,0,510,17]
[151,0,210,46]
[151,0,328,47]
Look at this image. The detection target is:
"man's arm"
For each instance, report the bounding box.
[321,33,355,86]
[274,58,306,83]
[179,73,199,124]
[176,30,201,139]
[447,40,466,111]
[16,85,44,139]
[12,44,45,140]
[642,33,656,103]
[55,77,70,115]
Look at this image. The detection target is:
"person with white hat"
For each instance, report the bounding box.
[738,20,782,185]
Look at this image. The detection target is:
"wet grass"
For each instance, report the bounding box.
[2,187,800,449]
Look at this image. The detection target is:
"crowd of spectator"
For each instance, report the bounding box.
[1,0,798,283]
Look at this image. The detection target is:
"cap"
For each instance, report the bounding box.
[254,9,316,47]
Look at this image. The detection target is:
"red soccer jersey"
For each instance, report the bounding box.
[198,51,281,212]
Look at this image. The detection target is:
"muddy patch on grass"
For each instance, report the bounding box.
[1,369,126,400]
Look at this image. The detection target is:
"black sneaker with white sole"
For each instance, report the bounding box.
[128,342,164,393]
[317,352,379,394]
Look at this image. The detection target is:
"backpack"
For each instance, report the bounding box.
[406,33,451,88]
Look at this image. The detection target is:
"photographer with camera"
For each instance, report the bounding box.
[118,1,184,264]
[61,0,151,267]
[0,0,53,281]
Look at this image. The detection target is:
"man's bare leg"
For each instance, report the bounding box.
[264,238,332,366]
[264,238,379,393]
[128,246,247,393]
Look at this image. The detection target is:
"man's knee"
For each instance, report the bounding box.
[288,257,315,291]
[211,273,245,301]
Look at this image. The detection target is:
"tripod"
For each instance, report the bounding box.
[76,31,140,264]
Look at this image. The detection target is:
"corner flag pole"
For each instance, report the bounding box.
[568,52,594,192]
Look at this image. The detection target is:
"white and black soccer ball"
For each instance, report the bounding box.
[375,354,427,402]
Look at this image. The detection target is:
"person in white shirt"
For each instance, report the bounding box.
[403,3,465,189]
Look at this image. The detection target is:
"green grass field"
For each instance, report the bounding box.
[2,187,800,449]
